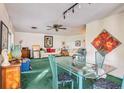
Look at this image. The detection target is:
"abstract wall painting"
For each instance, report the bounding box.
[91,29,121,55]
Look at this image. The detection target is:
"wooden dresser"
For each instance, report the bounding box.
[0,62,21,89]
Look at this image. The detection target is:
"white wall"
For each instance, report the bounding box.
[0,4,15,51]
[65,34,85,50]
[15,32,85,50]
[15,32,43,49]
[15,32,66,49]
[0,4,15,33]
[86,12,124,78]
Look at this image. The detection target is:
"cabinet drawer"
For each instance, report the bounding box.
[1,65,21,89]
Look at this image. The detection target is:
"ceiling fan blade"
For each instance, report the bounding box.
[58,25,63,27]
[47,26,52,27]
[59,28,67,29]
[55,28,58,32]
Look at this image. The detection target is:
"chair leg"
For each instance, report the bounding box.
[79,76,83,89]
[77,76,79,84]
[71,81,74,89]
[53,79,58,89]
[63,82,65,87]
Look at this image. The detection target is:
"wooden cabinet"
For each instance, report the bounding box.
[21,47,30,58]
[0,63,21,89]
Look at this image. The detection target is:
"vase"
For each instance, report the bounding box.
[1,49,10,66]
[11,45,22,59]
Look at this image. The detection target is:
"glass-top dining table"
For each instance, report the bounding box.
[56,56,116,89]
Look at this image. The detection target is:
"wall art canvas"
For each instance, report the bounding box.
[0,21,9,53]
[44,36,53,48]
[91,29,121,55]
[75,40,81,47]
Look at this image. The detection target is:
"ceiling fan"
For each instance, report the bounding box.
[46,24,67,32]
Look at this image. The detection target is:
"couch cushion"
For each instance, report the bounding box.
[94,78,120,89]
[46,48,55,53]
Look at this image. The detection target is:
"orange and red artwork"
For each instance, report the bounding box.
[91,29,121,55]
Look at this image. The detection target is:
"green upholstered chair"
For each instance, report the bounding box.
[121,76,124,89]
[48,55,74,89]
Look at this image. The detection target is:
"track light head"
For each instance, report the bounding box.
[63,14,65,19]
[88,3,92,5]
[72,8,74,13]
[62,3,79,19]
[78,4,81,8]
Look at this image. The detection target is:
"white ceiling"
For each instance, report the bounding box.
[5,3,124,35]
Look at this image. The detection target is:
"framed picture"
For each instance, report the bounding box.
[0,21,9,53]
[91,29,121,55]
[75,40,81,47]
[44,36,53,48]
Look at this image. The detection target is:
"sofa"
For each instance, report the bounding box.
[40,48,61,58]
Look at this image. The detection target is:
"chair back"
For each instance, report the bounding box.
[95,51,105,68]
[121,76,124,89]
[48,55,58,88]
[95,51,106,78]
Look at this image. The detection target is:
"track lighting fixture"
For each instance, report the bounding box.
[63,3,79,19]
[63,3,92,19]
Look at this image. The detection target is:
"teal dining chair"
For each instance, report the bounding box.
[93,51,120,89]
[95,51,105,69]
[48,55,74,89]
[95,51,107,78]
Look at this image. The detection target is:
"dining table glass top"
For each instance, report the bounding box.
[56,56,116,79]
